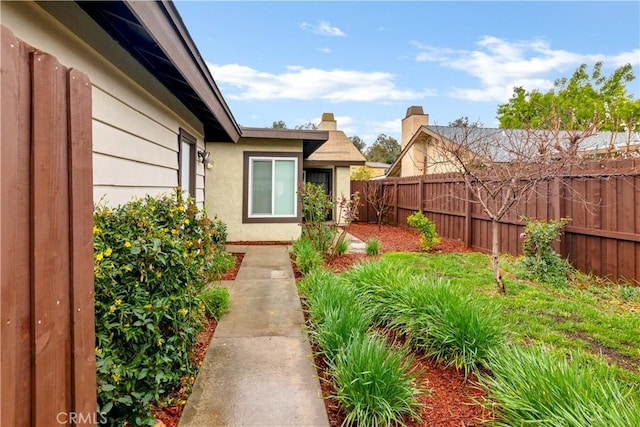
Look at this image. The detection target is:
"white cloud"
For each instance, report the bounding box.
[300,20,346,37]
[367,119,402,135]
[208,63,431,102]
[412,37,640,102]
[317,47,331,54]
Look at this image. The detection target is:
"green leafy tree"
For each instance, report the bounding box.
[365,134,401,164]
[449,116,481,128]
[295,122,318,130]
[497,62,640,132]
[271,120,287,129]
[349,135,367,154]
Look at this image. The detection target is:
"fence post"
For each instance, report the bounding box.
[393,181,399,226]
[464,184,473,248]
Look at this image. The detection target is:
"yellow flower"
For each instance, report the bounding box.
[144,304,152,309]
[93,225,101,235]
[108,305,116,314]
[124,323,130,328]
[111,372,120,384]
[124,241,132,248]
[104,209,112,215]
[171,229,179,236]
[95,252,104,262]
[177,205,185,212]
[183,219,190,225]
[157,338,163,346]
[115,299,122,306]
[178,308,188,315]
[123,265,132,272]
[156,271,162,278]
[95,347,103,355]
[104,247,113,257]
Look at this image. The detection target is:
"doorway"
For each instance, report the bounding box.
[304,168,332,221]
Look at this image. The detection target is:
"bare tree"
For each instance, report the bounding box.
[361,181,395,230]
[429,112,597,294]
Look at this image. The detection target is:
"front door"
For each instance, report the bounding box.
[305,169,332,221]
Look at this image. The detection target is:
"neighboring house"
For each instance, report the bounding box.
[2,0,241,208]
[305,113,366,223]
[388,105,640,178]
[351,162,391,179]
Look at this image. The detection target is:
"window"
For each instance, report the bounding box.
[178,128,196,197]
[243,152,302,223]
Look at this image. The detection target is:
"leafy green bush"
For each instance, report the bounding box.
[198,286,230,320]
[93,190,231,425]
[407,211,441,251]
[331,334,424,427]
[365,238,381,255]
[480,345,640,427]
[298,182,334,253]
[519,216,573,286]
[292,237,323,275]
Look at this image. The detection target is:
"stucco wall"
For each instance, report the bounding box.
[2,1,207,207]
[206,139,303,242]
[334,166,353,225]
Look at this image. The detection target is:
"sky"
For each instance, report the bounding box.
[174,1,640,147]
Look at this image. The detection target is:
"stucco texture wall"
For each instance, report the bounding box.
[205,139,303,242]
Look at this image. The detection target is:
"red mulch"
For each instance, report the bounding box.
[151,317,218,427]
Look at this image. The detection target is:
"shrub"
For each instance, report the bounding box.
[407,211,441,251]
[292,237,323,275]
[519,216,573,286]
[331,334,424,427]
[365,238,381,255]
[298,182,334,253]
[198,286,230,320]
[297,267,337,300]
[93,189,231,425]
[480,345,640,427]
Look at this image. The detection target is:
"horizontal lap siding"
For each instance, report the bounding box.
[3,1,207,207]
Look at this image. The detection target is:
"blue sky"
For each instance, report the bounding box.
[174,1,640,147]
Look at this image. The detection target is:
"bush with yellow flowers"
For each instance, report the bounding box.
[93,189,233,425]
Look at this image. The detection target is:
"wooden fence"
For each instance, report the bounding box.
[353,159,640,285]
[1,26,97,425]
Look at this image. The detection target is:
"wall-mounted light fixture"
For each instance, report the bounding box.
[197,150,213,169]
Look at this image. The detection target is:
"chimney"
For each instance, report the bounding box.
[318,112,337,131]
[401,106,429,148]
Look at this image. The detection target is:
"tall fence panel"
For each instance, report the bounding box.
[352,159,640,284]
[1,26,96,425]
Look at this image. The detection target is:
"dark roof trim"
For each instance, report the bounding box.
[76,0,241,142]
[304,160,366,167]
[241,127,329,158]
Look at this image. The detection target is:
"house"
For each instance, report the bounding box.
[387,105,640,178]
[351,162,391,179]
[2,0,243,208]
[206,113,364,241]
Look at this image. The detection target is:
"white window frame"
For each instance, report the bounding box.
[247,156,298,218]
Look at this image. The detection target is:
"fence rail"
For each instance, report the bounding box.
[1,25,96,425]
[352,158,640,285]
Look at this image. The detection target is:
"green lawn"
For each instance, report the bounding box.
[382,252,640,387]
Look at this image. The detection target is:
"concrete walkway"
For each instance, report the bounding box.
[179,245,329,427]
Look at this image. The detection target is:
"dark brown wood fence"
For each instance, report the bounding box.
[1,26,97,425]
[353,159,640,285]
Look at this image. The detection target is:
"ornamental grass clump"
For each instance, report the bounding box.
[331,333,424,427]
[365,238,382,255]
[198,286,230,320]
[387,278,504,377]
[480,345,640,427]
[292,237,323,275]
[93,189,232,425]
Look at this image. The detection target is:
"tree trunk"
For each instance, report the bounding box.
[491,219,506,294]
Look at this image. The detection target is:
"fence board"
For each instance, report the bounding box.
[1,26,96,425]
[32,51,73,425]
[68,69,97,424]
[353,160,640,284]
